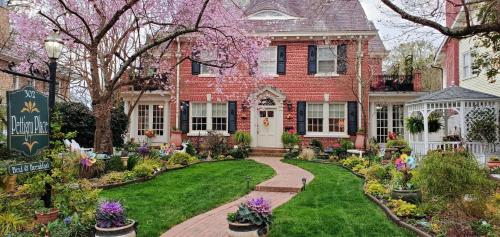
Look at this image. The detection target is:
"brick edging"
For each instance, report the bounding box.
[303,159,433,237]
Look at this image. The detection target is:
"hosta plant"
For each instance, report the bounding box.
[95,201,128,228]
[227,197,273,227]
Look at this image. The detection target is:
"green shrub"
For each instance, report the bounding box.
[127,155,139,171]
[122,171,137,181]
[366,164,388,181]
[133,159,163,178]
[415,150,495,204]
[281,132,300,149]
[107,156,125,172]
[100,172,125,184]
[352,164,367,175]
[167,152,199,166]
[149,149,162,159]
[334,139,354,158]
[185,141,197,156]
[203,131,228,156]
[365,180,387,197]
[234,131,251,145]
[388,199,417,217]
[310,139,323,153]
[340,156,366,169]
[228,147,249,159]
[299,148,315,161]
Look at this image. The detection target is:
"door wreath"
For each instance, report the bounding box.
[263,117,270,127]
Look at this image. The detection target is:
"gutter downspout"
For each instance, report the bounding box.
[175,37,181,129]
[357,36,363,129]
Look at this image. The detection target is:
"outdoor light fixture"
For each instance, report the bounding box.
[286,100,293,112]
[44,29,64,59]
[245,176,251,190]
[302,177,307,191]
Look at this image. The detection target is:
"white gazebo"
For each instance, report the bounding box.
[406,86,500,164]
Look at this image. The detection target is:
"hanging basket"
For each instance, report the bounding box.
[406,116,442,134]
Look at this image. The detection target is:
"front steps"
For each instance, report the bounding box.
[249,147,286,157]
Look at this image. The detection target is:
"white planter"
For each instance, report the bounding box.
[227,222,267,237]
[95,220,136,237]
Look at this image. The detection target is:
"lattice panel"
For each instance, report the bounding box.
[465,107,497,142]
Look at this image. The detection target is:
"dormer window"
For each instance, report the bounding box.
[247,10,299,20]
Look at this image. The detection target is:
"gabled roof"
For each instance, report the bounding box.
[367,23,387,55]
[410,86,500,103]
[243,0,376,34]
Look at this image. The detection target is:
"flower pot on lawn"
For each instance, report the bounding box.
[170,130,183,147]
[121,157,129,167]
[95,220,136,237]
[355,133,365,150]
[487,160,500,169]
[228,222,268,237]
[36,208,59,225]
[391,189,421,204]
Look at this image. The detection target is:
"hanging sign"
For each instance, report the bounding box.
[8,161,52,175]
[7,85,50,157]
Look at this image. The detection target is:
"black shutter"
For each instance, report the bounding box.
[297,101,306,135]
[180,101,190,133]
[191,61,200,75]
[228,101,237,134]
[337,44,347,74]
[347,101,358,136]
[307,45,317,75]
[277,45,286,75]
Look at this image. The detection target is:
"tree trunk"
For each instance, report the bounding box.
[93,101,114,154]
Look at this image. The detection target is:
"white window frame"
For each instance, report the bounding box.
[188,102,229,136]
[136,103,167,137]
[200,51,217,76]
[259,46,278,76]
[305,102,348,138]
[316,45,338,76]
[462,51,472,80]
[328,104,346,133]
[0,0,6,7]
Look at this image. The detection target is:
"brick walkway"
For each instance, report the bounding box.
[160,157,314,237]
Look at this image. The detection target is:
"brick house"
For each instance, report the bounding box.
[123,0,426,148]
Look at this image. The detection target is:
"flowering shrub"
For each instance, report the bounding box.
[340,156,366,169]
[95,201,127,228]
[365,180,387,197]
[388,199,417,217]
[137,144,150,157]
[227,197,273,227]
[167,152,199,166]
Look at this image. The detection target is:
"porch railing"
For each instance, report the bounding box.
[411,141,499,165]
[370,75,414,92]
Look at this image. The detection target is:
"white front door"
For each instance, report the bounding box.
[257,109,281,147]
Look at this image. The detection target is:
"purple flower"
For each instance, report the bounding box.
[246,197,271,215]
[96,201,127,228]
[137,144,150,156]
[100,201,124,214]
[63,216,72,225]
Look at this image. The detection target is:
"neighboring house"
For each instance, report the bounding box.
[123,0,428,148]
[435,0,500,95]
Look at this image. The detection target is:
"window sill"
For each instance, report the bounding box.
[262,74,279,78]
[198,74,216,78]
[314,73,340,78]
[304,133,350,138]
[187,131,230,137]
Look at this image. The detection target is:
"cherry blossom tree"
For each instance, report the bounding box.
[6,0,266,152]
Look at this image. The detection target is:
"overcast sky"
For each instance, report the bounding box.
[360,0,444,50]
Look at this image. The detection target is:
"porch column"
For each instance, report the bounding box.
[459,101,466,140]
[423,104,429,153]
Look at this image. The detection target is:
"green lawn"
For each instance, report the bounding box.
[101,160,275,237]
[269,160,415,237]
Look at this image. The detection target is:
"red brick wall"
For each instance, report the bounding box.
[444,38,460,87]
[446,0,461,28]
[166,38,378,148]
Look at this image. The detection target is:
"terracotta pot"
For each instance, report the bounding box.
[228,222,268,237]
[170,131,183,147]
[391,189,421,204]
[2,175,17,193]
[36,208,59,225]
[95,220,136,237]
[355,134,365,150]
[383,148,397,160]
[487,161,500,169]
[121,157,129,167]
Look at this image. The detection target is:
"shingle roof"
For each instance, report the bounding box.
[410,86,500,103]
[368,31,387,54]
[243,0,376,33]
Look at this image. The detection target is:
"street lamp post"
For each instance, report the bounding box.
[41,29,64,208]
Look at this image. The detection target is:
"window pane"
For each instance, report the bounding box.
[152,105,164,136]
[307,104,323,118]
[376,105,388,143]
[192,103,207,131]
[317,47,336,73]
[317,47,335,60]
[392,104,404,136]
[212,103,227,131]
[318,60,335,73]
[260,111,266,117]
[267,111,274,118]
[307,104,323,132]
[200,51,216,74]
[259,47,277,75]
[137,105,149,136]
[329,104,345,132]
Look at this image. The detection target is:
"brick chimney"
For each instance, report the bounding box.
[0,6,9,47]
[445,0,462,27]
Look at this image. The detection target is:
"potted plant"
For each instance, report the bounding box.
[490,167,500,180]
[227,197,273,237]
[35,206,59,225]
[487,157,500,169]
[355,128,365,149]
[95,201,136,237]
[391,153,420,204]
[170,127,183,147]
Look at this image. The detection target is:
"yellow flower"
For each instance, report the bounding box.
[401,154,408,162]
